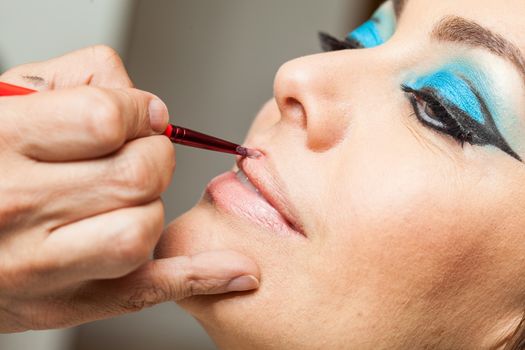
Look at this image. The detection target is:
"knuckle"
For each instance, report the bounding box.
[113,220,152,266]
[145,201,165,236]
[21,255,57,282]
[173,257,228,299]
[165,255,234,299]
[168,256,196,300]
[156,137,176,191]
[0,264,26,292]
[152,201,165,228]
[122,153,151,191]
[83,87,125,147]
[115,148,160,198]
[2,259,27,290]
[90,45,124,68]
[122,278,169,312]
[0,63,34,80]
[3,257,53,293]
[0,190,32,233]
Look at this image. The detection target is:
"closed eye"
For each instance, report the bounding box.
[402,85,474,145]
[401,84,521,161]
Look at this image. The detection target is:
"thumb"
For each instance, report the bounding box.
[137,250,261,301]
[80,250,260,320]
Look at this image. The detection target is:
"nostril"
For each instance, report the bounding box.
[283,97,307,128]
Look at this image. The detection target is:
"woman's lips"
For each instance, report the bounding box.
[205,158,304,237]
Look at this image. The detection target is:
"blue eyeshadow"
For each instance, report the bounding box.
[402,60,521,160]
[406,70,485,125]
[347,20,384,48]
[346,1,396,48]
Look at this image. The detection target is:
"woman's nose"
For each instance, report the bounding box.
[273,53,350,152]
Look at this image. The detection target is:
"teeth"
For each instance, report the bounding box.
[235,169,260,195]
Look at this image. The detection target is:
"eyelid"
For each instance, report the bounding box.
[405,71,487,125]
[346,1,397,49]
[402,80,486,135]
[401,76,521,161]
[346,20,384,48]
[402,85,458,129]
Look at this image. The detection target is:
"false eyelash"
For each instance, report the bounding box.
[318,32,362,51]
[401,85,474,146]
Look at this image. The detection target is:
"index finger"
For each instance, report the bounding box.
[1,86,170,161]
[0,45,133,91]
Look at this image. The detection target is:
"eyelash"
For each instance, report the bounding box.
[401,85,474,146]
[318,32,362,51]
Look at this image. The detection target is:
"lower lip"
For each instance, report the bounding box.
[205,171,298,236]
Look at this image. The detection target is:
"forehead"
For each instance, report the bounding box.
[389,0,525,75]
[397,0,525,44]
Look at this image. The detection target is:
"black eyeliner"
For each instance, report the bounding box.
[402,85,521,161]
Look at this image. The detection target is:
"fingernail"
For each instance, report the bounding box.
[148,98,169,133]
[225,275,259,292]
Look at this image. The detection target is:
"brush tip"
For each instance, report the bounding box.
[236,146,262,159]
[246,149,262,159]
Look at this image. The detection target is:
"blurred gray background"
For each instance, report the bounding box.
[0,0,377,349]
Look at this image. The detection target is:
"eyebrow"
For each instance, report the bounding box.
[432,16,525,82]
[392,0,525,81]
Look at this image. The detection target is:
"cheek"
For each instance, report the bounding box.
[319,148,501,306]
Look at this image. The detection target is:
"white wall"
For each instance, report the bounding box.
[0,0,136,70]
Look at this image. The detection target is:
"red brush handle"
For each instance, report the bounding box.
[163,123,173,138]
[0,81,36,96]
[0,81,248,157]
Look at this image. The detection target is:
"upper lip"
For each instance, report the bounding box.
[236,155,305,237]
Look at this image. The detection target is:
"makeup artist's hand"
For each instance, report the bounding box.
[0,46,260,333]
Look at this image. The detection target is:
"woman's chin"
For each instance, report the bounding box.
[155,200,318,349]
[155,202,266,347]
[155,203,208,258]
[155,201,254,311]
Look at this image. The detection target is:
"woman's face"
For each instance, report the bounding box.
[157,0,525,348]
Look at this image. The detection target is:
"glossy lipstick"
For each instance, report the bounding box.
[205,157,304,237]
